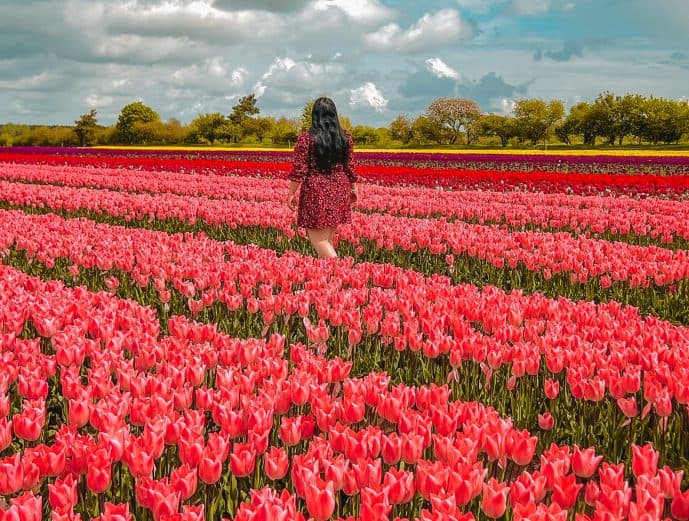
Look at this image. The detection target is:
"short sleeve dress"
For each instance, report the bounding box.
[288,130,357,229]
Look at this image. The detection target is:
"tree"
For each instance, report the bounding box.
[229,94,260,126]
[411,115,444,145]
[478,114,516,147]
[427,98,482,145]
[637,97,687,144]
[561,102,598,146]
[73,109,99,146]
[300,100,315,132]
[614,94,646,145]
[352,125,379,146]
[513,99,565,148]
[242,117,275,142]
[591,91,619,145]
[189,113,230,144]
[116,101,160,144]
[271,117,299,145]
[389,114,413,144]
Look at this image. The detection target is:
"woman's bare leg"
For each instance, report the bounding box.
[327,227,335,245]
[307,228,337,258]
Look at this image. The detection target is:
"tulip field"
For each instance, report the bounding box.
[1,148,689,521]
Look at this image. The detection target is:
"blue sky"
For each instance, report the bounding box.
[1,0,687,126]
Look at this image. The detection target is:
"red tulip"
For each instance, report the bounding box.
[401,433,424,465]
[264,447,289,481]
[572,446,603,478]
[584,480,599,506]
[98,502,133,521]
[279,416,302,447]
[86,446,112,493]
[631,443,658,478]
[544,378,560,399]
[671,489,689,520]
[304,480,335,521]
[482,478,508,518]
[384,468,415,505]
[538,412,554,430]
[170,464,197,501]
[48,474,78,511]
[508,430,537,466]
[551,473,582,508]
[0,454,24,495]
[382,432,402,465]
[7,492,42,521]
[230,442,256,477]
[199,433,228,484]
[13,402,44,442]
[360,486,391,521]
[67,398,90,427]
[658,465,683,499]
[0,419,12,452]
[617,396,638,418]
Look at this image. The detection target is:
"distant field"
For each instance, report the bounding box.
[93,144,689,157]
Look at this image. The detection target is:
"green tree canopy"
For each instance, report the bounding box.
[411,115,444,145]
[513,98,564,148]
[229,94,260,126]
[73,109,99,147]
[188,113,230,144]
[300,100,315,132]
[116,102,160,144]
[478,114,517,147]
[389,114,413,144]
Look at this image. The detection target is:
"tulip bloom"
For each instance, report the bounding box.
[230,442,256,477]
[538,412,554,430]
[264,447,289,481]
[0,454,24,495]
[572,446,603,478]
[482,478,508,518]
[631,443,658,478]
[48,474,78,512]
[304,480,335,521]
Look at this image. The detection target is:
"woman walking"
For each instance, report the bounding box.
[287,97,358,258]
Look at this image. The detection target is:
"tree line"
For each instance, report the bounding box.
[2,91,688,149]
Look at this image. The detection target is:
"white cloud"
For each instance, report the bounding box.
[512,0,551,16]
[171,57,247,95]
[112,79,129,89]
[425,58,461,80]
[365,9,472,54]
[350,82,388,112]
[85,94,115,108]
[312,0,396,24]
[0,72,56,90]
[254,57,347,103]
[499,97,516,114]
[105,1,282,45]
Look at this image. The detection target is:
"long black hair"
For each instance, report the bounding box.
[309,97,348,172]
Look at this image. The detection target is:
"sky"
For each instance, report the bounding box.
[1,0,688,127]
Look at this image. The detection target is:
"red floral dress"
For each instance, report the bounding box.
[288,131,357,229]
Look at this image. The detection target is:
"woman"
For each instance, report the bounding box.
[287,97,358,258]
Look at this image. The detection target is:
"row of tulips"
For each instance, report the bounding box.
[3,153,689,198]
[3,162,689,248]
[5,146,689,175]
[2,209,689,469]
[2,263,689,520]
[1,179,688,323]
